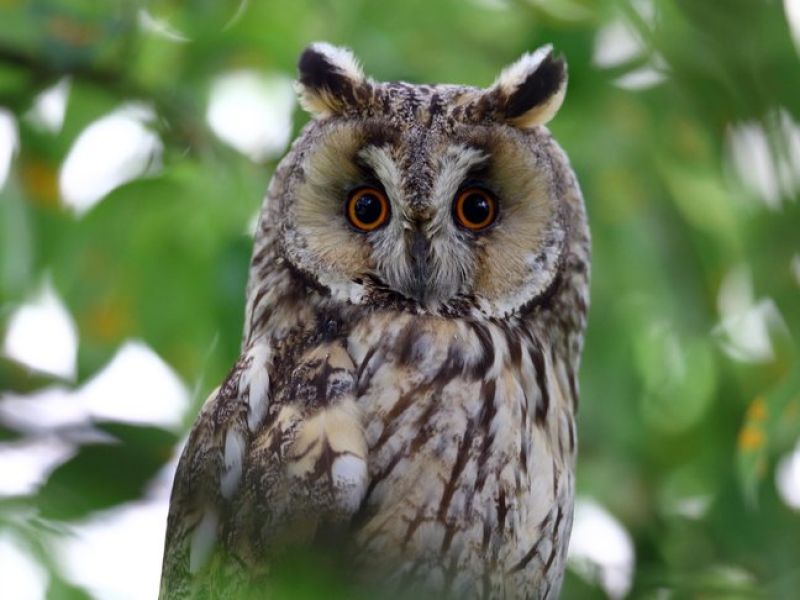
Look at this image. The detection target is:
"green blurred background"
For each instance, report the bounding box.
[0,0,799,598]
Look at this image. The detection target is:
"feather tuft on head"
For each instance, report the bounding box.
[491,45,568,128]
[296,42,369,118]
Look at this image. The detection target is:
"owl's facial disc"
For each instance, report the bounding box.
[281,118,568,316]
[279,42,571,317]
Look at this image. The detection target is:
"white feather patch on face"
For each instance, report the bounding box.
[327,278,367,306]
[429,145,488,215]
[220,428,246,499]
[358,145,403,198]
[189,509,218,574]
[357,144,417,297]
[424,145,489,303]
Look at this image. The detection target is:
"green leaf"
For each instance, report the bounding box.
[0,355,70,395]
[36,422,176,520]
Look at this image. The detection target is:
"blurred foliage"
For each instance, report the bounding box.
[1,0,799,598]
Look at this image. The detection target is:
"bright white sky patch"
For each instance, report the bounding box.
[55,496,170,600]
[776,441,800,510]
[593,3,666,91]
[26,78,70,133]
[0,344,188,594]
[55,452,179,600]
[0,386,91,434]
[785,0,800,56]
[568,498,635,599]
[718,299,781,363]
[59,103,163,215]
[0,340,189,434]
[0,534,48,600]
[206,70,295,162]
[3,280,78,380]
[727,120,780,208]
[726,108,800,209]
[593,19,643,68]
[0,436,75,497]
[613,66,666,90]
[714,265,785,363]
[75,340,189,429]
[0,108,19,191]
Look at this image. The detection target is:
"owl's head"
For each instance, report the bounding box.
[263,42,586,319]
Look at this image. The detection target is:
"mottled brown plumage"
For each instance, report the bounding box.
[160,42,589,599]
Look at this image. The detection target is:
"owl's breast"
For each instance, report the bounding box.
[345,311,577,599]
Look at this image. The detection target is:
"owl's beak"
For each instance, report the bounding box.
[408,228,431,303]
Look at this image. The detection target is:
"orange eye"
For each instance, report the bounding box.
[453,187,497,231]
[346,186,390,232]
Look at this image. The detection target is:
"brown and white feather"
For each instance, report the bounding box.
[160,41,589,600]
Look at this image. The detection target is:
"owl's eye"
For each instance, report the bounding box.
[453,187,497,231]
[346,187,390,232]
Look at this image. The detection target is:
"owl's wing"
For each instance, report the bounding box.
[159,339,367,599]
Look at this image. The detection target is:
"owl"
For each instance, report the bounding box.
[160,42,589,600]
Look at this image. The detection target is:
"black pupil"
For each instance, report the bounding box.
[462,193,491,225]
[354,193,382,224]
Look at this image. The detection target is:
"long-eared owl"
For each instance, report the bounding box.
[160,42,590,599]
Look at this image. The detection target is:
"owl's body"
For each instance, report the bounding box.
[161,43,589,599]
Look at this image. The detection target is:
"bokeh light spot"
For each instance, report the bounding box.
[0,534,48,600]
[0,436,75,497]
[3,280,78,380]
[26,78,70,134]
[568,498,635,599]
[776,440,800,510]
[715,265,785,363]
[59,104,163,215]
[206,70,295,163]
[55,497,171,600]
[726,109,800,209]
[785,0,800,56]
[74,340,189,430]
[593,19,643,68]
[0,108,19,191]
[0,341,189,433]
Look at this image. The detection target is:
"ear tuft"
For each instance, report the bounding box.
[492,45,567,128]
[296,42,367,118]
